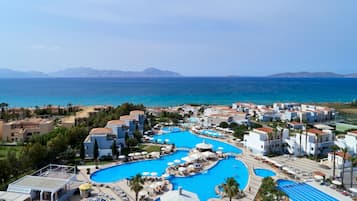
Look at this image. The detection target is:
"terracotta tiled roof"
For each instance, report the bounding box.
[120,115,136,121]
[130,110,145,115]
[348,130,357,135]
[107,120,125,126]
[335,151,351,160]
[307,128,324,135]
[256,127,274,134]
[90,128,112,135]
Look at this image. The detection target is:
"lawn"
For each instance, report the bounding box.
[0,145,23,160]
[138,144,162,152]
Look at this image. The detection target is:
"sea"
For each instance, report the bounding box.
[0,77,356,107]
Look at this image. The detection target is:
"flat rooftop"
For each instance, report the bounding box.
[0,191,30,201]
[9,176,69,192]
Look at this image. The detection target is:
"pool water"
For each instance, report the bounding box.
[277,179,338,201]
[170,157,248,201]
[153,131,242,154]
[201,130,223,138]
[254,168,276,178]
[90,150,188,183]
[91,130,247,200]
[161,126,181,133]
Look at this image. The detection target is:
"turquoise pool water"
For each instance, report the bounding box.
[254,168,276,178]
[90,150,188,183]
[153,131,242,154]
[201,129,223,138]
[161,126,181,133]
[91,130,247,200]
[170,157,248,201]
[277,179,338,201]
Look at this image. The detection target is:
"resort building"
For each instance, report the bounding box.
[334,130,357,155]
[6,164,80,201]
[84,110,145,159]
[0,118,54,142]
[327,151,352,169]
[243,127,288,155]
[285,129,334,157]
[83,128,117,159]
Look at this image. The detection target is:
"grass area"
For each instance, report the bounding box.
[0,145,23,160]
[138,144,162,152]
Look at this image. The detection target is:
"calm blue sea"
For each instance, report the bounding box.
[0,77,356,107]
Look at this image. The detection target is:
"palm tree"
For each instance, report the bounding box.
[299,130,303,156]
[129,174,144,201]
[221,177,239,201]
[304,126,308,156]
[350,156,357,188]
[331,145,339,179]
[341,147,348,186]
[314,134,321,161]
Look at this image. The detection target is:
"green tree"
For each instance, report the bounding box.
[331,145,339,179]
[221,177,239,201]
[133,130,143,143]
[93,139,99,160]
[126,138,138,150]
[80,142,85,160]
[259,177,286,201]
[129,174,144,201]
[350,156,357,188]
[219,122,229,128]
[111,140,118,159]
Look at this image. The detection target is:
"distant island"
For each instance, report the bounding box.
[0,67,181,78]
[1,68,357,78]
[268,72,357,78]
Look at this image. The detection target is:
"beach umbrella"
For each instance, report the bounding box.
[150,172,158,177]
[332,180,342,186]
[142,172,150,176]
[161,173,170,178]
[174,159,181,164]
[128,153,135,157]
[141,151,148,155]
[178,167,187,172]
[134,152,141,156]
[118,155,126,159]
[167,162,174,166]
[314,175,323,180]
[165,139,170,142]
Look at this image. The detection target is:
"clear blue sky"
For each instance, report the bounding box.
[1,0,356,76]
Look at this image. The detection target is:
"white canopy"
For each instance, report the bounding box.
[195,142,213,150]
[160,189,200,201]
[142,172,150,176]
[349,188,357,193]
[178,167,187,172]
[202,151,216,158]
[332,180,342,185]
[182,157,193,162]
[314,175,324,180]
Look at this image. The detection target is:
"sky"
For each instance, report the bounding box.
[0,0,356,76]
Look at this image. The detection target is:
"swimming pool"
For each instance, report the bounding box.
[254,168,276,178]
[161,126,181,133]
[91,130,247,200]
[277,179,338,201]
[201,130,223,138]
[90,150,188,183]
[170,157,248,201]
[153,131,242,154]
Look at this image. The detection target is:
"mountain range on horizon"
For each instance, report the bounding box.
[0,67,182,78]
[0,67,356,78]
